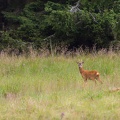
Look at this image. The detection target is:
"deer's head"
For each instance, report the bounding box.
[77,61,84,68]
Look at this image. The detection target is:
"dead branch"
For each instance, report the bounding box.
[70,0,81,13]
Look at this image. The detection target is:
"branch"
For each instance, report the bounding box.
[43,34,55,41]
[70,0,81,13]
[89,12,98,23]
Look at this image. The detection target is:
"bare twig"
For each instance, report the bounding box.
[44,34,55,56]
[43,34,55,41]
[89,12,98,23]
[70,0,81,13]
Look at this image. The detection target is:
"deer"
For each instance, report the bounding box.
[77,61,103,86]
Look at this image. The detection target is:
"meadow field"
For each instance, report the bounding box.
[0,50,120,120]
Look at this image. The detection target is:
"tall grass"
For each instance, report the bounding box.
[0,49,120,120]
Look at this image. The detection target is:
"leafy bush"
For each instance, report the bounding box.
[1,0,120,52]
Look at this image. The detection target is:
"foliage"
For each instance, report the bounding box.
[0,31,25,51]
[0,0,120,51]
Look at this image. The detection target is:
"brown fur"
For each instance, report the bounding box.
[77,62,103,85]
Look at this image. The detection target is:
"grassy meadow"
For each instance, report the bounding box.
[0,50,120,120]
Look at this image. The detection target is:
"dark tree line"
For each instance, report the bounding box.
[0,0,120,52]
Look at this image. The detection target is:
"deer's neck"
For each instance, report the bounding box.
[79,67,84,74]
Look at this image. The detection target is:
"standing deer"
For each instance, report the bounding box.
[77,61,103,86]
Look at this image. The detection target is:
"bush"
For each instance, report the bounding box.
[1,0,120,52]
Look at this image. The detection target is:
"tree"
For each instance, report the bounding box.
[0,0,119,52]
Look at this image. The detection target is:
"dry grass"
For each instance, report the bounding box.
[0,49,120,120]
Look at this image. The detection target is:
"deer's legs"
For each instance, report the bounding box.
[94,80,97,86]
[97,77,103,84]
[83,78,87,87]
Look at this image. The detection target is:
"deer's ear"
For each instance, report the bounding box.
[76,62,79,64]
[82,61,84,64]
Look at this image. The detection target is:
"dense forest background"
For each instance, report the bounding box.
[0,0,120,53]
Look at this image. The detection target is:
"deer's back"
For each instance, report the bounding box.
[82,70,100,79]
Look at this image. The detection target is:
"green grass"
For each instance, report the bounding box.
[0,52,120,120]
